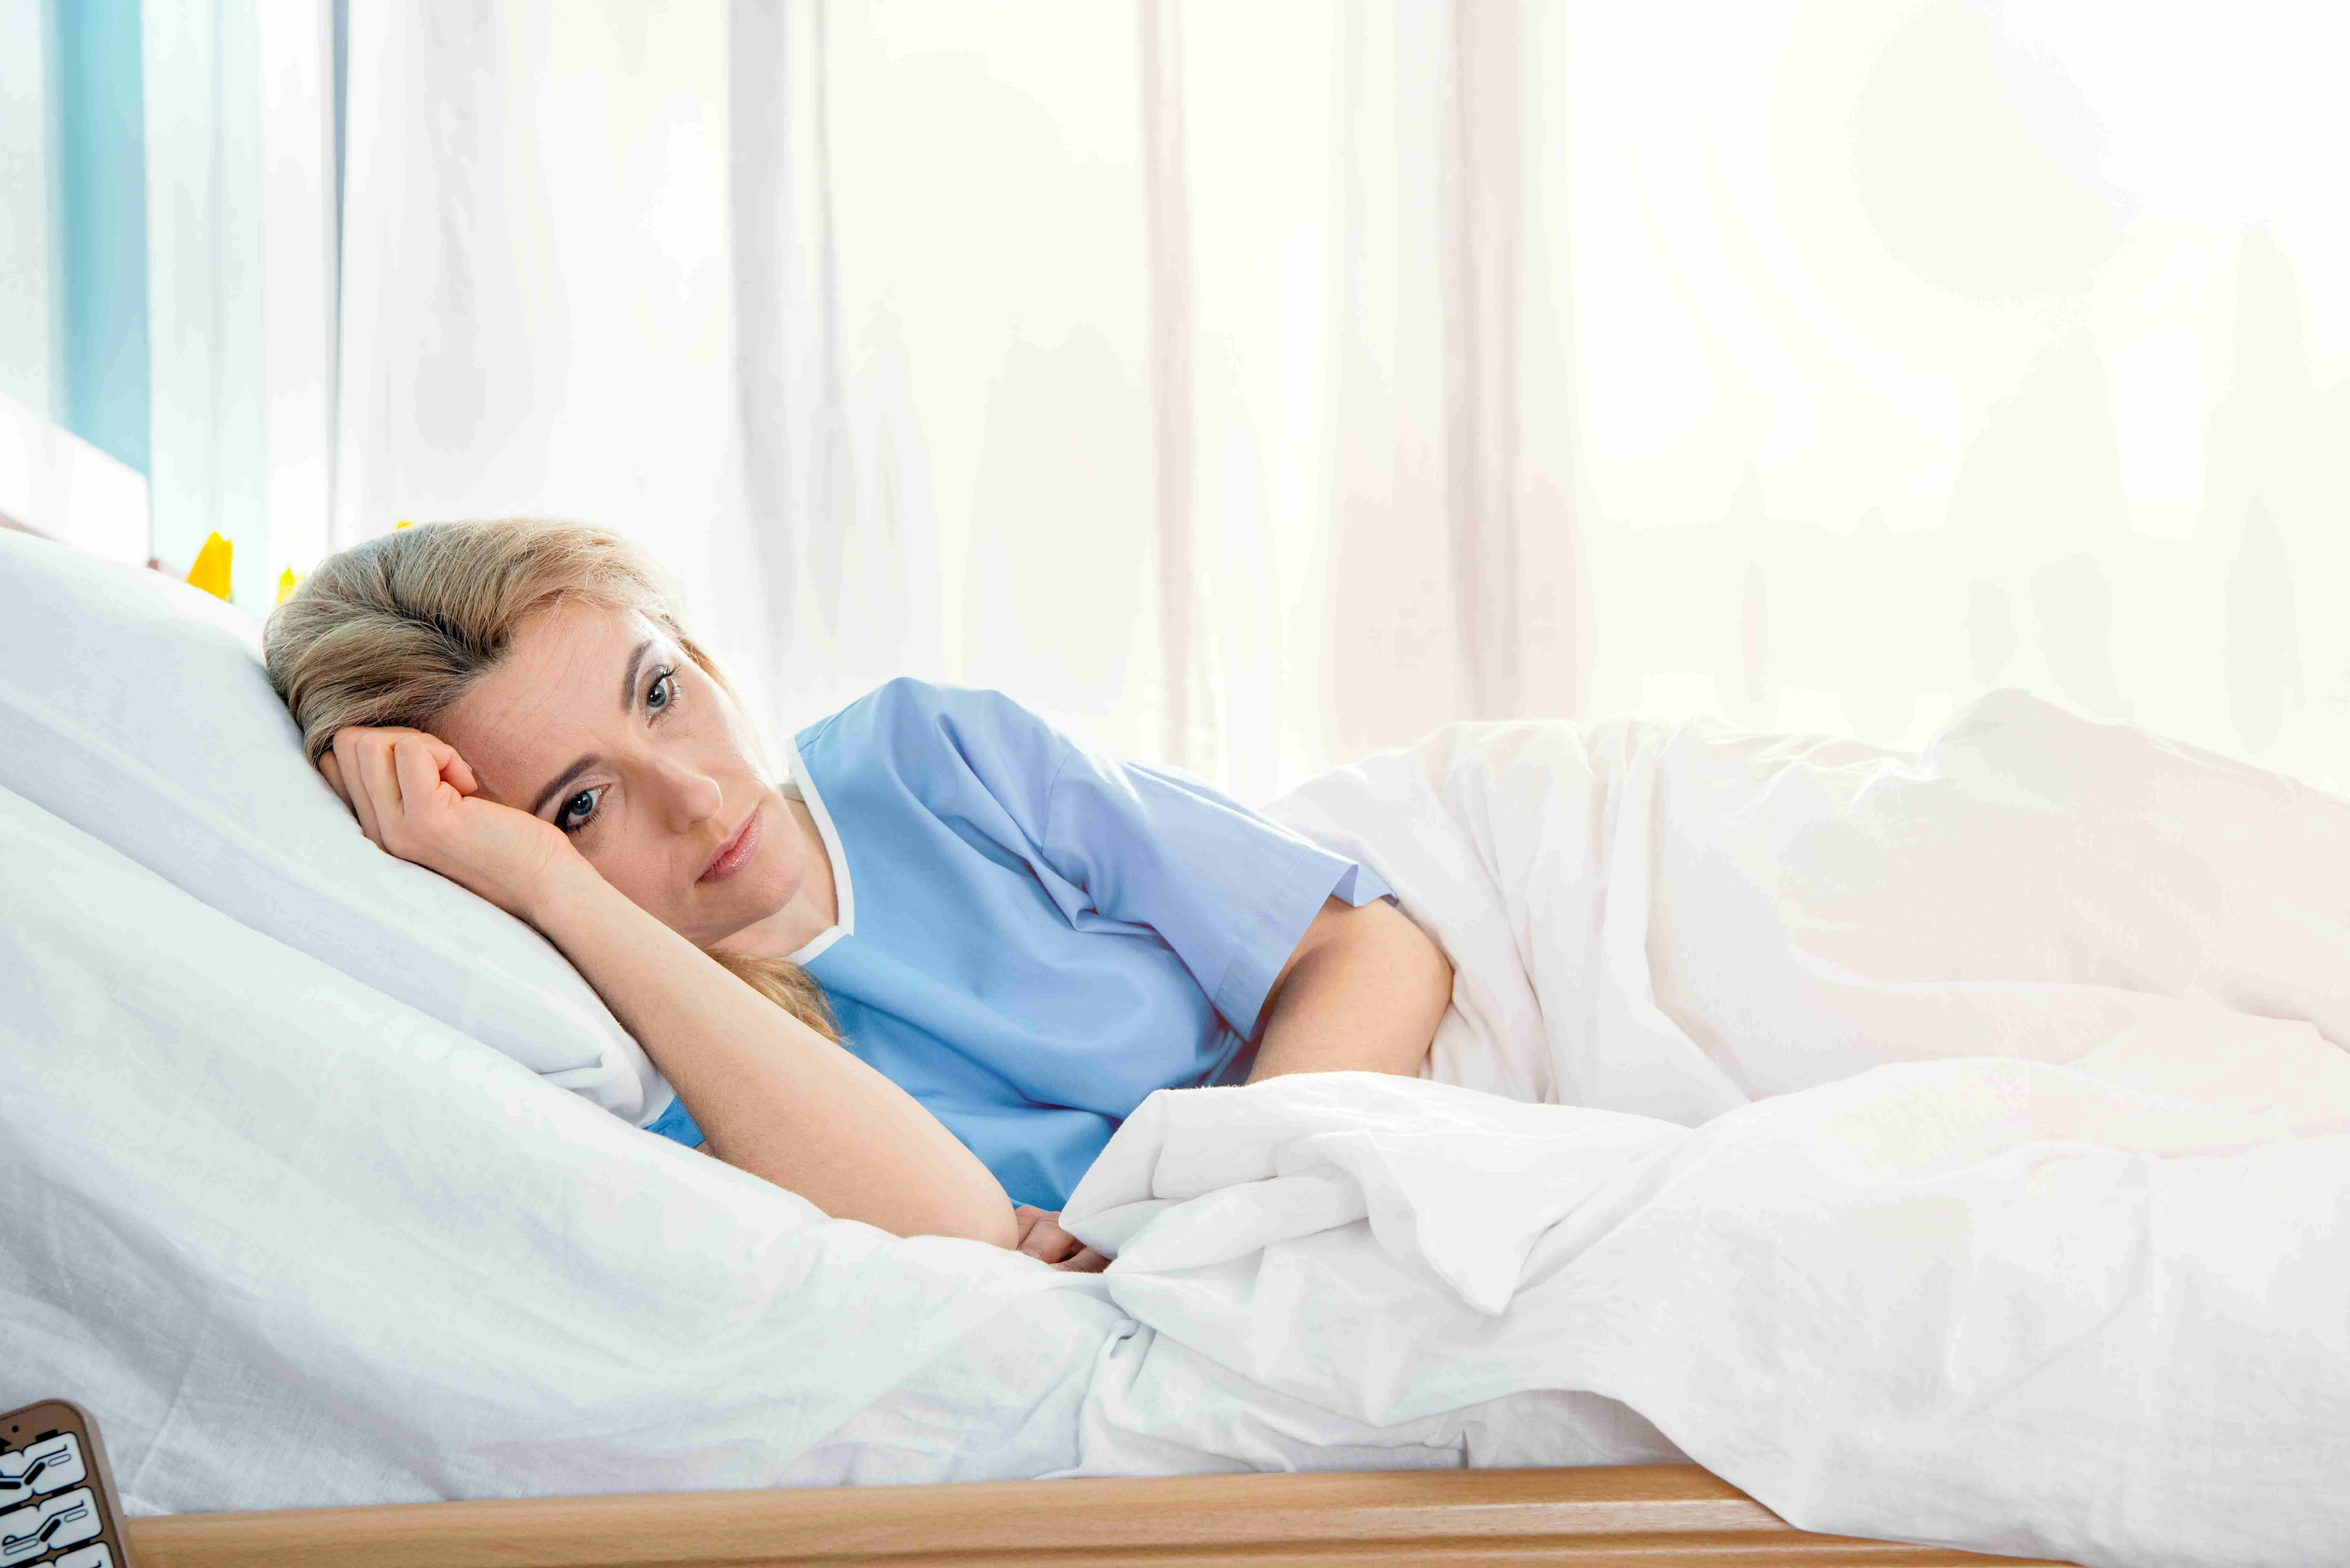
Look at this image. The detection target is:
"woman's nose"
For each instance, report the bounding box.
[653,757,725,830]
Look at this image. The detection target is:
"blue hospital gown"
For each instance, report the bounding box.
[642,677,1393,1209]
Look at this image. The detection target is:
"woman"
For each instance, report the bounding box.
[264,518,1453,1267]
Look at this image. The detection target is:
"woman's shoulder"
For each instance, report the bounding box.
[798,678,1066,783]
[803,675,1031,738]
[794,679,1079,846]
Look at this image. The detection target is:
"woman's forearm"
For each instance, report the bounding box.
[1247,898,1451,1082]
[525,859,1018,1248]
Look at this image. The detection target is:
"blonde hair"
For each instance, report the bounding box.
[263,518,839,1044]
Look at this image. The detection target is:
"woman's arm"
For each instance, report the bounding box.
[1247,896,1451,1082]
[526,858,1018,1246]
[326,727,1018,1249]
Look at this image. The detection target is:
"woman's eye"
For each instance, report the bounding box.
[557,787,602,833]
[648,667,679,715]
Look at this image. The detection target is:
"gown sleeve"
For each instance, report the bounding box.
[641,1088,707,1149]
[882,679,1394,1042]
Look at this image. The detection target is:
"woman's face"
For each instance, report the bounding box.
[433,599,807,949]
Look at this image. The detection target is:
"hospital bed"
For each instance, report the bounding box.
[37,518,2331,1568]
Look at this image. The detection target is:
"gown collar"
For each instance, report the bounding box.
[777,732,853,965]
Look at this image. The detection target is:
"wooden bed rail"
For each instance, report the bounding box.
[125,1463,2074,1566]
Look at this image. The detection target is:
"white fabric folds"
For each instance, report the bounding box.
[0,782,1121,1512]
[1058,693,2350,1566]
[1258,689,2350,1116]
[1064,1054,2350,1567]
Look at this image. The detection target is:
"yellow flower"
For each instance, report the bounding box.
[185,533,233,601]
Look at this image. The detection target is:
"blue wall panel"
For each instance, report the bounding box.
[51,0,149,477]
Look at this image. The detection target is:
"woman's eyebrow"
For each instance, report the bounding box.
[619,638,654,712]
[531,756,600,817]
[526,642,653,816]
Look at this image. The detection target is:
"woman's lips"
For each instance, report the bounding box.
[700,804,763,884]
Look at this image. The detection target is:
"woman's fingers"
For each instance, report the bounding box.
[1017,1216,1077,1263]
[392,731,453,813]
[328,726,480,851]
[395,728,477,796]
[350,732,412,853]
[441,747,479,796]
[317,751,355,813]
[315,726,569,918]
[331,730,386,846]
[1014,1210,1101,1267]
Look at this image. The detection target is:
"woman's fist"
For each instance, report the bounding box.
[1012,1205,1110,1272]
[320,726,580,920]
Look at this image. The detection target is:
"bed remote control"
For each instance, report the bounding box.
[0,1402,134,1568]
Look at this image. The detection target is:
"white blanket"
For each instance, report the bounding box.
[1063,693,2350,1567]
[1258,688,2350,1116]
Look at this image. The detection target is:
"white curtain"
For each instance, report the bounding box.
[332,0,2350,801]
[140,0,338,601]
[1558,1,2350,794]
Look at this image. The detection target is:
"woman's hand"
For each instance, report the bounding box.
[320,726,580,921]
[1013,1205,1110,1273]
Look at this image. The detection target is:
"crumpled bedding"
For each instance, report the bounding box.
[1257,688,2350,1117]
[1061,692,2350,1567]
[1065,1046,2350,1567]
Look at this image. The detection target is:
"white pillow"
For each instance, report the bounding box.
[0,526,669,1122]
[0,779,1111,1513]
